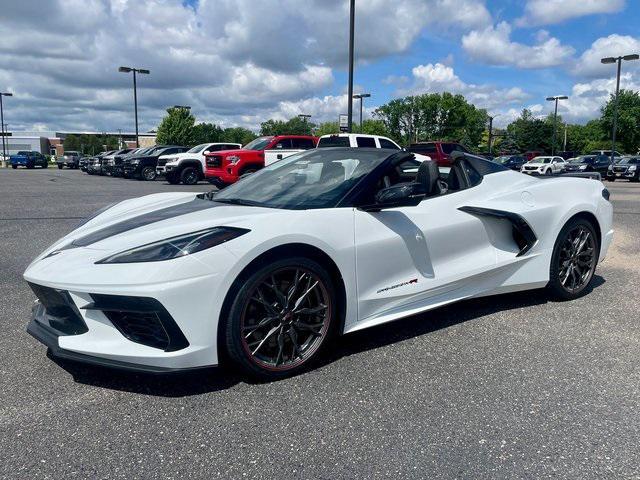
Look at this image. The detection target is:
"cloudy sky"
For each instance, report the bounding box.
[1,0,639,133]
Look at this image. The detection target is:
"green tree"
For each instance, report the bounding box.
[374,92,487,148]
[104,136,119,150]
[260,117,315,136]
[565,120,605,154]
[221,127,257,145]
[600,89,640,154]
[192,123,224,145]
[156,107,196,146]
[63,134,81,152]
[505,109,554,153]
[315,121,340,137]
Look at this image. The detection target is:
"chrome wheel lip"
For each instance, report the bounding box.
[558,225,596,293]
[239,266,332,372]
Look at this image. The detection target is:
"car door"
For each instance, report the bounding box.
[351,159,500,329]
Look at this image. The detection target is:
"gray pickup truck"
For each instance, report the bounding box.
[56,151,81,169]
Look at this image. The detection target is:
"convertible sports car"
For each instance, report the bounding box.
[24,148,613,380]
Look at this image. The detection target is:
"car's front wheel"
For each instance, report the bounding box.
[141,166,156,181]
[548,217,598,300]
[180,166,200,185]
[224,257,337,380]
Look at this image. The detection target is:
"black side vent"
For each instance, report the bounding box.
[458,206,538,257]
[28,283,88,335]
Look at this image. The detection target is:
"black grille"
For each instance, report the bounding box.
[103,311,169,350]
[206,155,222,167]
[28,283,88,335]
[613,166,627,172]
[89,294,189,352]
[157,158,168,167]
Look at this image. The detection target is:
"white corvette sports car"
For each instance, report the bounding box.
[25,148,613,379]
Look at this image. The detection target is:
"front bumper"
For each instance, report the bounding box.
[123,164,142,176]
[204,166,238,184]
[607,169,637,179]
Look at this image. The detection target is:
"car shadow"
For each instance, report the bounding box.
[52,275,605,397]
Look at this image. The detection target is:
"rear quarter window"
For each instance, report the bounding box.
[356,137,376,148]
[317,136,350,148]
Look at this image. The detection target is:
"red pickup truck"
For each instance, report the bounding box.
[204,135,317,187]
[407,141,471,167]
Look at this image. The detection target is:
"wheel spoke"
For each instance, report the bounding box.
[289,328,302,360]
[293,279,319,311]
[294,304,327,316]
[243,315,277,338]
[251,287,278,315]
[251,325,280,356]
[275,330,285,366]
[268,275,288,308]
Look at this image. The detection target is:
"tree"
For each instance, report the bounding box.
[104,136,119,150]
[221,127,257,145]
[192,123,223,145]
[260,117,315,136]
[564,120,605,154]
[156,107,196,146]
[315,121,340,137]
[374,92,487,148]
[505,109,554,153]
[600,89,640,154]
[63,134,81,152]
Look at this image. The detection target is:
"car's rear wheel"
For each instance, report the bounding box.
[180,166,199,185]
[166,172,180,185]
[141,166,156,181]
[224,257,336,380]
[11,165,17,169]
[57,164,63,169]
[545,168,552,175]
[548,217,598,300]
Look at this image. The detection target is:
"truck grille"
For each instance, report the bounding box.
[206,155,222,168]
[613,166,627,173]
[157,158,169,167]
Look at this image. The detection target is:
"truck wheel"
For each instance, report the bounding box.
[57,164,64,169]
[180,166,199,185]
[11,165,17,169]
[166,172,180,185]
[141,167,156,181]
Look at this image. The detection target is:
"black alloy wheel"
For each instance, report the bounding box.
[141,166,156,181]
[548,218,598,299]
[224,257,336,380]
[180,166,199,185]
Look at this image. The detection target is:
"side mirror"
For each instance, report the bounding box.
[361,183,424,212]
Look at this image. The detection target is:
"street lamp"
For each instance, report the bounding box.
[173,105,191,110]
[487,114,500,155]
[601,54,639,163]
[347,0,355,133]
[352,93,371,131]
[118,66,150,148]
[0,92,13,164]
[546,95,568,155]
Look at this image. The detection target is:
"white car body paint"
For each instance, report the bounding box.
[521,156,567,175]
[24,168,613,370]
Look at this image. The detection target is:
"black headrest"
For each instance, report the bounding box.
[416,160,439,195]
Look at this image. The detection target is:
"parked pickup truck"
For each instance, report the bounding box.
[407,141,471,166]
[204,135,317,188]
[157,143,242,185]
[317,133,431,161]
[56,151,81,169]
[10,151,48,169]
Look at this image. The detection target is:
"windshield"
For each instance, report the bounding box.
[318,136,350,148]
[494,156,512,164]
[213,149,390,209]
[187,144,208,153]
[532,157,552,164]
[16,151,31,155]
[243,137,273,150]
[618,157,638,165]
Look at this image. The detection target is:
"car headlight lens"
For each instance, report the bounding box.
[96,227,249,264]
[130,159,139,164]
[227,155,241,164]
[579,165,587,170]
[629,165,637,171]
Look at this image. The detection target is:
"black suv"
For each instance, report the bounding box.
[564,155,611,177]
[492,154,526,170]
[123,145,188,181]
[607,156,640,182]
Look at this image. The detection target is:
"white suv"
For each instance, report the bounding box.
[521,156,566,176]
[157,142,241,185]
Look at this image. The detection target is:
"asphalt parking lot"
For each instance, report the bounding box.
[1,169,639,479]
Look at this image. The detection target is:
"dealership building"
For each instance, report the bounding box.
[0,130,157,156]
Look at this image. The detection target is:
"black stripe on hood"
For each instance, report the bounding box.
[64,197,220,249]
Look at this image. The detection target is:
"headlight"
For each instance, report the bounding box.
[130,159,140,164]
[629,165,637,171]
[96,227,250,264]
[608,165,613,171]
[227,155,241,164]
[579,165,587,170]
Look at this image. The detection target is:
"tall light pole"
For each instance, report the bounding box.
[298,114,312,134]
[352,93,370,131]
[546,95,568,155]
[0,92,13,164]
[487,114,499,155]
[347,0,355,133]
[601,54,639,163]
[118,66,150,148]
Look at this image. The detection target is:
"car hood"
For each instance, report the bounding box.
[32,192,280,264]
[206,149,256,157]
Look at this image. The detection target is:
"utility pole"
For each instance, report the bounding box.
[119,66,150,148]
[347,0,355,133]
[546,95,568,155]
[0,92,13,165]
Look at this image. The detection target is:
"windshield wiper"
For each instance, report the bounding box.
[213,198,264,207]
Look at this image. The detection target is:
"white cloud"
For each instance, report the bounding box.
[462,22,575,69]
[398,62,530,111]
[0,0,494,132]
[573,34,640,78]
[517,0,626,27]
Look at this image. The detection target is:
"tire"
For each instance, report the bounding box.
[547,217,598,300]
[57,164,63,169]
[11,165,17,169]
[166,172,180,185]
[223,256,337,380]
[180,166,200,185]
[141,166,156,181]
[545,168,552,176]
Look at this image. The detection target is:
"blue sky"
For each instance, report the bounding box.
[0,0,638,132]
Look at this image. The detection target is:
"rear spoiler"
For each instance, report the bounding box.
[558,172,601,180]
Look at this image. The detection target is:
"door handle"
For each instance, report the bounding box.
[277,154,283,160]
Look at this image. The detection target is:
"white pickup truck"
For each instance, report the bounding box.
[157,142,241,185]
[316,133,431,161]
